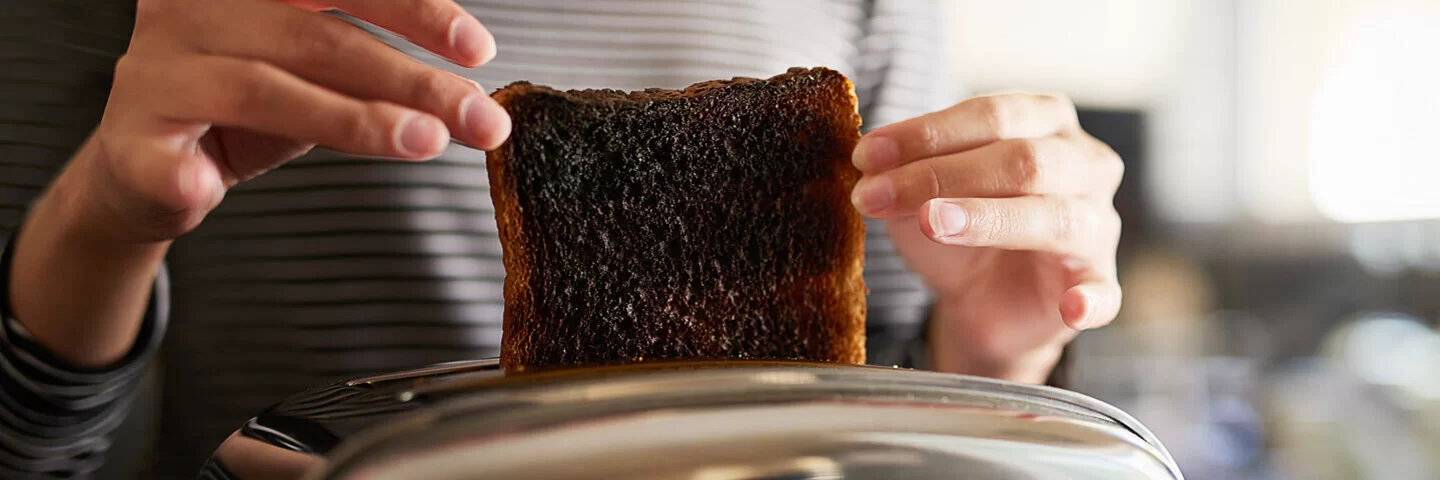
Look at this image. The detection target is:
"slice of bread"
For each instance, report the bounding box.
[488,67,866,372]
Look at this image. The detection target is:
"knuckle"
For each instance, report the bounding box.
[1043,92,1080,125]
[1109,149,1126,179]
[1101,144,1126,182]
[966,96,1009,139]
[1103,207,1123,242]
[348,103,392,147]
[214,60,277,117]
[919,121,944,158]
[415,0,460,27]
[1051,91,1074,105]
[1087,138,1125,193]
[1007,138,1044,191]
[1108,161,1126,193]
[410,69,458,105]
[1044,92,1076,112]
[290,15,353,58]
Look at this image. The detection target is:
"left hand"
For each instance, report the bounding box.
[850,93,1123,383]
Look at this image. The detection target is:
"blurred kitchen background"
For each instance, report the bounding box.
[937,0,1440,478]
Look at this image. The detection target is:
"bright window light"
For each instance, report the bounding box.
[1310,9,1440,223]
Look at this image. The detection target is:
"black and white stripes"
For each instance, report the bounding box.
[1,0,948,477]
[0,240,167,478]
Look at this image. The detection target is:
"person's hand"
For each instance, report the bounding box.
[850,94,1123,383]
[80,0,511,242]
[9,0,511,367]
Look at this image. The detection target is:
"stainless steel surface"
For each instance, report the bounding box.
[204,359,1184,480]
[329,404,1179,480]
[345,358,501,386]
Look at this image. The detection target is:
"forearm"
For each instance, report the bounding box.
[8,141,169,368]
[927,299,1066,385]
[0,230,166,477]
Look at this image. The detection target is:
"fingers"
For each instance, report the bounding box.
[277,0,494,66]
[160,0,509,149]
[1060,276,1122,330]
[858,92,1126,339]
[117,54,449,165]
[324,0,496,66]
[851,136,1122,217]
[854,93,1080,173]
[917,196,1120,257]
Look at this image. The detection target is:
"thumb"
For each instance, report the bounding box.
[1059,275,1122,331]
[83,134,225,243]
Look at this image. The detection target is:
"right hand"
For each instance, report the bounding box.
[77,0,511,243]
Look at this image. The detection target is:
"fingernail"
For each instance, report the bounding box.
[462,94,510,149]
[851,176,895,215]
[449,17,495,64]
[930,200,968,237]
[853,135,899,171]
[397,115,447,157]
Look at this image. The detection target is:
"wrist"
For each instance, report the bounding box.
[46,136,170,246]
[19,166,172,282]
[9,138,170,367]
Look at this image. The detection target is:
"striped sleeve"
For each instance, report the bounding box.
[0,233,167,478]
[853,0,960,128]
[0,1,160,477]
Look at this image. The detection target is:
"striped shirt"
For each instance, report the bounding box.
[0,0,951,477]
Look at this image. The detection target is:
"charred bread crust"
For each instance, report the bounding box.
[488,67,866,371]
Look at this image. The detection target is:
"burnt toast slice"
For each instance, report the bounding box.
[488,67,866,371]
